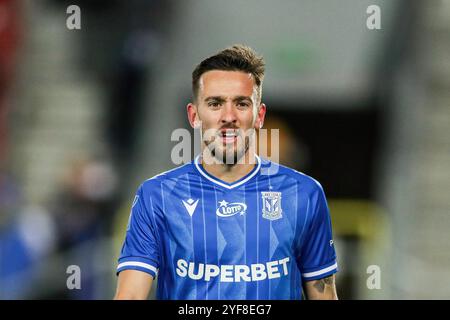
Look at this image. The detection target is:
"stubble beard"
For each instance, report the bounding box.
[204,132,251,166]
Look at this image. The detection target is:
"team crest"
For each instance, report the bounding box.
[261,192,282,220]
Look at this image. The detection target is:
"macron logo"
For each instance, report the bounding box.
[182,198,199,217]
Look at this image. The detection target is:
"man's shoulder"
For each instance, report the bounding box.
[139,162,195,191]
[261,158,324,192]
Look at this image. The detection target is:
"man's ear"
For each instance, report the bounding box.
[187,103,200,128]
[255,103,267,129]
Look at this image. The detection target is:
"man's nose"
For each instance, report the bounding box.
[221,103,237,124]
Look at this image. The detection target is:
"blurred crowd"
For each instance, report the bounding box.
[1,158,117,298]
[0,0,172,299]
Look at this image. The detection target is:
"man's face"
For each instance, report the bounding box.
[187,70,266,164]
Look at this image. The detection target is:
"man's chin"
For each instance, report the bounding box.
[206,146,244,165]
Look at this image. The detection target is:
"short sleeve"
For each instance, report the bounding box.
[116,185,160,278]
[297,183,338,281]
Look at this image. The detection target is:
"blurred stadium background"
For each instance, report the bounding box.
[1,0,449,299]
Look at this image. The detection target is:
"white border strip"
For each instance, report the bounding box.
[194,154,261,189]
[117,261,158,274]
[302,263,338,278]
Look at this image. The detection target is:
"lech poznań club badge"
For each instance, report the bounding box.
[261,192,282,220]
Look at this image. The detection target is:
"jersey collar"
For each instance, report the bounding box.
[194,154,261,189]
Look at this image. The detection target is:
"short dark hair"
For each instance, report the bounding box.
[192,44,265,102]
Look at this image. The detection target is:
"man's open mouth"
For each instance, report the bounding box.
[219,129,239,144]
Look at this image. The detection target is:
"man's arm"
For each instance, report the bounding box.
[114,270,153,300]
[303,274,338,300]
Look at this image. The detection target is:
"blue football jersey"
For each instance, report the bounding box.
[117,155,338,300]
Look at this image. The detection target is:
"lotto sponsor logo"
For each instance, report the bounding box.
[175,257,290,282]
[216,200,247,217]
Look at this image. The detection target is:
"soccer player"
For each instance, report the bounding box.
[114,45,338,300]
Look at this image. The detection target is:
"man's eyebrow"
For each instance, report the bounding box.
[233,96,253,103]
[204,96,226,102]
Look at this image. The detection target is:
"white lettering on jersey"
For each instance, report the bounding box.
[175,257,290,282]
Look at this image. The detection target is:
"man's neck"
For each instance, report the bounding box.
[200,151,257,184]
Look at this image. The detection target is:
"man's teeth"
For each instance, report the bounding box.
[222,131,237,137]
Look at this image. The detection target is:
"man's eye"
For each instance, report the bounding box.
[208,102,221,107]
[238,102,250,108]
